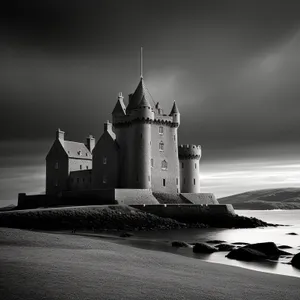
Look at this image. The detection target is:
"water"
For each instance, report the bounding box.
[123,210,300,278]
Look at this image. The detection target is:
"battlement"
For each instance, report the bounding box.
[178,144,201,159]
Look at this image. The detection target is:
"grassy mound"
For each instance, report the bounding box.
[0,205,187,231]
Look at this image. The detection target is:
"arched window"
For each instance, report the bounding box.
[159,141,164,151]
[161,160,168,170]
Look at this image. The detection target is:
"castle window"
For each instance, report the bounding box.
[163,179,166,187]
[159,141,164,151]
[151,158,154,168]
[148,175,151,181]
[54,162,59,169]
[103,175,107,184]
[80,165,82,170]
[176,178,178,185]
[182,162,184,168]
[77,178,79,183]
[184,178,186,184]
[103,157,107,164]
[194,178,196,185]
[174,135,176,141]
[161,160,168,170]
[159,126,164,135]
[86,166,89,170]
[55,180,59,187]
[78,151,82,156]
[195,163,197,169]
[83,178,85,183]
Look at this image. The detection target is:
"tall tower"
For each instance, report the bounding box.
[179,145,201,193]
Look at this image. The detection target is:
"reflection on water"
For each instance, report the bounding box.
[120,210,300,278]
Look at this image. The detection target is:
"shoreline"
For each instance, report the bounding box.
[1,228,299,300]
[46,228,300,279]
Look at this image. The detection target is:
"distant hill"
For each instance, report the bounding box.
[218,188,300,210]
[0,204,16,212]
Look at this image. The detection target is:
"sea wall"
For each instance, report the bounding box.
[115,189,159,205]
[130,204,236,223]
[180,193,218,205]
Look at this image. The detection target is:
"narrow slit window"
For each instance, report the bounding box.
[182,162,184,168]
[103,175,107,184]
[176,178,178,185]
[54,162,59,169]
[103,157,107,164]
[194,178,196,185]
[80,165,82,170]
[151,158,154,168]
[163,179,166,186]
[195,163,197,169]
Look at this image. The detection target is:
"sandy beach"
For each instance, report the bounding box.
[0,228,299,300]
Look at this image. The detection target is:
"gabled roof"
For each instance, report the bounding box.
[169,101,179,115]
[112,97,126,116]
[126,78,152,111]
[61,140,92,159]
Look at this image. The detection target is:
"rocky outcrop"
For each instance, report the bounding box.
[217,243,236,251]
[291,252,300,269]
[193,243,218,254]
[278,245,293,249]
[227,247,267,261]
[226,242,291,261]
[206,240,226,244]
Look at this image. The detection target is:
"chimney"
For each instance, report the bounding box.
[56,128,65,144]
[86,135,95,153]
[104,120,113,132]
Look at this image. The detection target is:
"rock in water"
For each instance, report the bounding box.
[193,243,218,253]
[245,242,290,258]
[172,241,190,248]
[287,232,298,236]
[291,252,300,269]
[226,242,291,261]
[278,245,293,249]
[206,240,226,244]
[217,243,236,252]
[226,247,267,261]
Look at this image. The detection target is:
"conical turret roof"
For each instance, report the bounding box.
[138,94,151,108]
[127,78,152,111]
[169,101,179,115]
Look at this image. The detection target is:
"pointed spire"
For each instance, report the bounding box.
[126,78,152,111]
[112,92,126,116]
[169,100,179,115]
[140,47,143,79]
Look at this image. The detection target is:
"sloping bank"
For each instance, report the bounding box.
[0,205,275,231]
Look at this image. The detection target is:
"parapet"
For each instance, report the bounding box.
[178,144,201,159]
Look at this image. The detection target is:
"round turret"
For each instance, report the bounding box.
[178,144,201,193]
[169,101,180,126]
[178,144,201,159]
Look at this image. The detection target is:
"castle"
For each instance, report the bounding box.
[19,53,219,208]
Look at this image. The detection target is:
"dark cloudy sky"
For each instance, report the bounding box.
[1,0,300,206]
